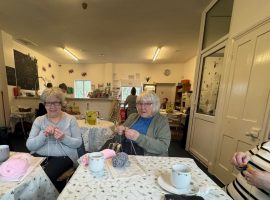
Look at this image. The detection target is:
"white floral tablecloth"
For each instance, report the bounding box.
[0,165,59,200]
[58,156,231,200]
[77,119,114,152]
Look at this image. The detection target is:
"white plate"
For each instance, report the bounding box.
[157,171,199,195]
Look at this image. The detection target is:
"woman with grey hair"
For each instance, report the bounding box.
[117,91,171,156]
[26,87,82,192]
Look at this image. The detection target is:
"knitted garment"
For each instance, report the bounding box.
[0,153,31,180]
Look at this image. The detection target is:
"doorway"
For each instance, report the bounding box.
[189,44,225,167]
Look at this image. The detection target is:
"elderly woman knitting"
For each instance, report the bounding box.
[117,91,171,156]
[26,87,82,192]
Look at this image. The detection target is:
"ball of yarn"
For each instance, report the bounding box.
[112,152,129,168]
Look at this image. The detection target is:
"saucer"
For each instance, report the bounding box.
[157,171,199,195]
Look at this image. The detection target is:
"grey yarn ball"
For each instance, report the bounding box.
[112,152,129,168]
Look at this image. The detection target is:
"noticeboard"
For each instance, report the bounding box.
[14,50,39,90]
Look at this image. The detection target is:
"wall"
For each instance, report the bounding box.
[230,0,270,36]
[0,30,60,117]
[0,29,198,122]
[0,31,10,126]
[58,63,108,89]
[59,62,191,89]
[12,42,60,90]
[182,56,197,90]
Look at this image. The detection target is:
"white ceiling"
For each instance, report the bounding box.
[0,0,210,64]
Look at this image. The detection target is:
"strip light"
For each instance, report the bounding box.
[63,48,79,61]
[152,47,161,62]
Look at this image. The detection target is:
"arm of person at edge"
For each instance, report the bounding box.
[231,143,270,192]
[243,167,270,192]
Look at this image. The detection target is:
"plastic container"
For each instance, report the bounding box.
[181,79,190,84]
[13,87,20,97]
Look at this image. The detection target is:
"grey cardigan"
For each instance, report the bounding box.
[26,113,82,164]
[122,113,171,156]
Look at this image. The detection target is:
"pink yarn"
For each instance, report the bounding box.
[101,149,116,159]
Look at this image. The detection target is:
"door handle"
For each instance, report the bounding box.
[245,131,259,139]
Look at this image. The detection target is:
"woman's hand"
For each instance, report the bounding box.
[124,128,140,141]
[232,152,250,168]
[116,125,126,135]
[53,128,65,141]
[244,168,270,192]
[44,126,55,137]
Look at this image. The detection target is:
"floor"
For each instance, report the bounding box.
[8,127,224,188]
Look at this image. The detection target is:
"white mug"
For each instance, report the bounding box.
[89,152,104,175]
[171,164,191,189]
[0,145,10,162]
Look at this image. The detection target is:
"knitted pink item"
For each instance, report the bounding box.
[81,154,89,167]
[0,153,31,180]
[0,159,30,179]
[11,152,32,162]
[101,149,116,159]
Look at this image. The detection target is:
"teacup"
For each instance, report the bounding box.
[0,145,10,162]
[171,164,191,189]
[89,152,105,175]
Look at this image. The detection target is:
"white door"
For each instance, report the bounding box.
[189,45,225,167]
[214,21,270,184]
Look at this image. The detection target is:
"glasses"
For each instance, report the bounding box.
[45,102,61,107]
[136,102,152,107]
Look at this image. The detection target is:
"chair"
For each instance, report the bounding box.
[167,114,182,130]
[36,103,47,117]
[57,138,86,182]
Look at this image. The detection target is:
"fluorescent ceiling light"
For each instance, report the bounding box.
[152,47,161,62]
[63,48,79,61]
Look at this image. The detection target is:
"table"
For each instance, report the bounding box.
[160,109,187,129]
[160,109,187,117]
[77,119,115,152]
[10,111,35,137]
[58,156,231,200]
[0,161,58,200]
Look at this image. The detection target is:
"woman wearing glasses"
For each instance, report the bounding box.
[26,87,82,192]
[117,91,171,156]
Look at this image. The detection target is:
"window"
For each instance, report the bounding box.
[121,86,142,101]
[197,48,224,116]
[74,80,91,98]
[202,0,233,49]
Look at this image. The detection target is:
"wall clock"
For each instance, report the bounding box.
[164,69,171,76]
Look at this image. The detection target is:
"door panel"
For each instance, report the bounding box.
[227,40,254,118]
[215,21,270,184]
[190,118,214,164]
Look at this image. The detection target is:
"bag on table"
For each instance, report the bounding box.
[100,135,122,153]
